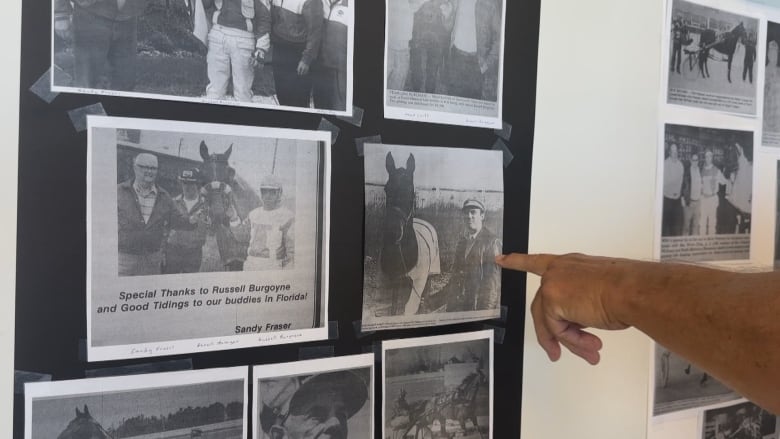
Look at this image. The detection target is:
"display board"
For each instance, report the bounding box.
[12,1,540,438]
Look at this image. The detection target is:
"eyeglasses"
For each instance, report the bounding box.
[135,164,158,171]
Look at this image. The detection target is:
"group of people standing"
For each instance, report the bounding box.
[387,0,502,101]
[53,0,349,111]
[117,152,294,277]
[663,142,753,237]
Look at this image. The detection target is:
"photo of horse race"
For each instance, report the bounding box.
[653,343,738,417]
[383,332,492,439]
[361,144,503,332]
[51,0,354,115]
[26,367,247,439]
[666,0,759,115]
[87,117,330,361]
[700,401,778,439]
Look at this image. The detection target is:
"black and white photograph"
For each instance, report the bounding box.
[51,0,354,115]
[764,21,780,146]
[700,401,778,439]
[382,330,493,439]
[87,116,330,361]
[361,144,503,332]
[25,367,248,439]
[776,162,780,268]
[384,0,506,128]
[252,354,373,439]
[653,344,739,417]
[665,0,760,115]
[658,123,754,262]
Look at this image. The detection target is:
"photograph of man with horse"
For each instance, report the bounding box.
[667,0,759,115]
[114,129,303,275]
[89,118,330,359]
[362,144,503,332]
[26,369,245,439]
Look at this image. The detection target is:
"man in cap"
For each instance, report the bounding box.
[441,199,502,312]
[164,169,209,274]
[245,175,294,271]
[117,153,198,276]
[258,369,370,439]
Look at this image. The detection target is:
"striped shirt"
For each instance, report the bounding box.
[133,182,158,224]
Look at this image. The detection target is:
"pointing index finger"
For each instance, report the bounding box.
[496,253,557,276]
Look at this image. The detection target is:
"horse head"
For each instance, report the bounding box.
[383,152,416,244]
[57,405,112,439]
[380,152,419,278]
[199,141,236,226]
[200,141,234,186]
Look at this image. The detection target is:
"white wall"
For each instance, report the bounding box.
[523,0,662,438]
[2,0,21,437]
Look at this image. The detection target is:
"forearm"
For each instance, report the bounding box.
[614,263,780,413]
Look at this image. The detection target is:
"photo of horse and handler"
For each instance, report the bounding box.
[26,371,246,439]
[361,144,503,332]
[667,0,760,115]
[384,335,491,439]
[52,0,353,114]
[113,128,299,277]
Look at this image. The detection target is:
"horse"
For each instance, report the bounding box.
[198,141,260,271]
[699,22,747,83]
[57,405,113,439]
[380,152,440,316]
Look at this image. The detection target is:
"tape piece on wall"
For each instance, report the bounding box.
[352,320,376,339]
[492,305,509,324]
[14,370,53,394]
[29,66,70,104]
[492,138,514,168]
[85,358,194,378]
[318,118,340,145]
[355,135,382,157]
[483,324,507,345]
[67,102,107,132]
[298,345,335,360]
[494,121,513,141]
[328,321,340,340]
[336,106,365,127]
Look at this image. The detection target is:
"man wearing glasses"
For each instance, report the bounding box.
[117,153,197,277]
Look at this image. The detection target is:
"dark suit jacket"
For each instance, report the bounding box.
[450,226,501,311]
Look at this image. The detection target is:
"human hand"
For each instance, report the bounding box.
[54,17,73,41]
[297,60,310,76]
[253,49,266,67]
[495,253,632,365]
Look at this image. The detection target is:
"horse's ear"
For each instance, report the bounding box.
[76,407,82,417]
[385,152,396,174]
[83,405,90,417]
[224,144,233,160]
[406,154,415,173]
[199,141,210,161]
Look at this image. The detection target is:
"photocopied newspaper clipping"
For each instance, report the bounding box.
[87,116,331,361]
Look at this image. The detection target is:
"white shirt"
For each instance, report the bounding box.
[452,0,478,53]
